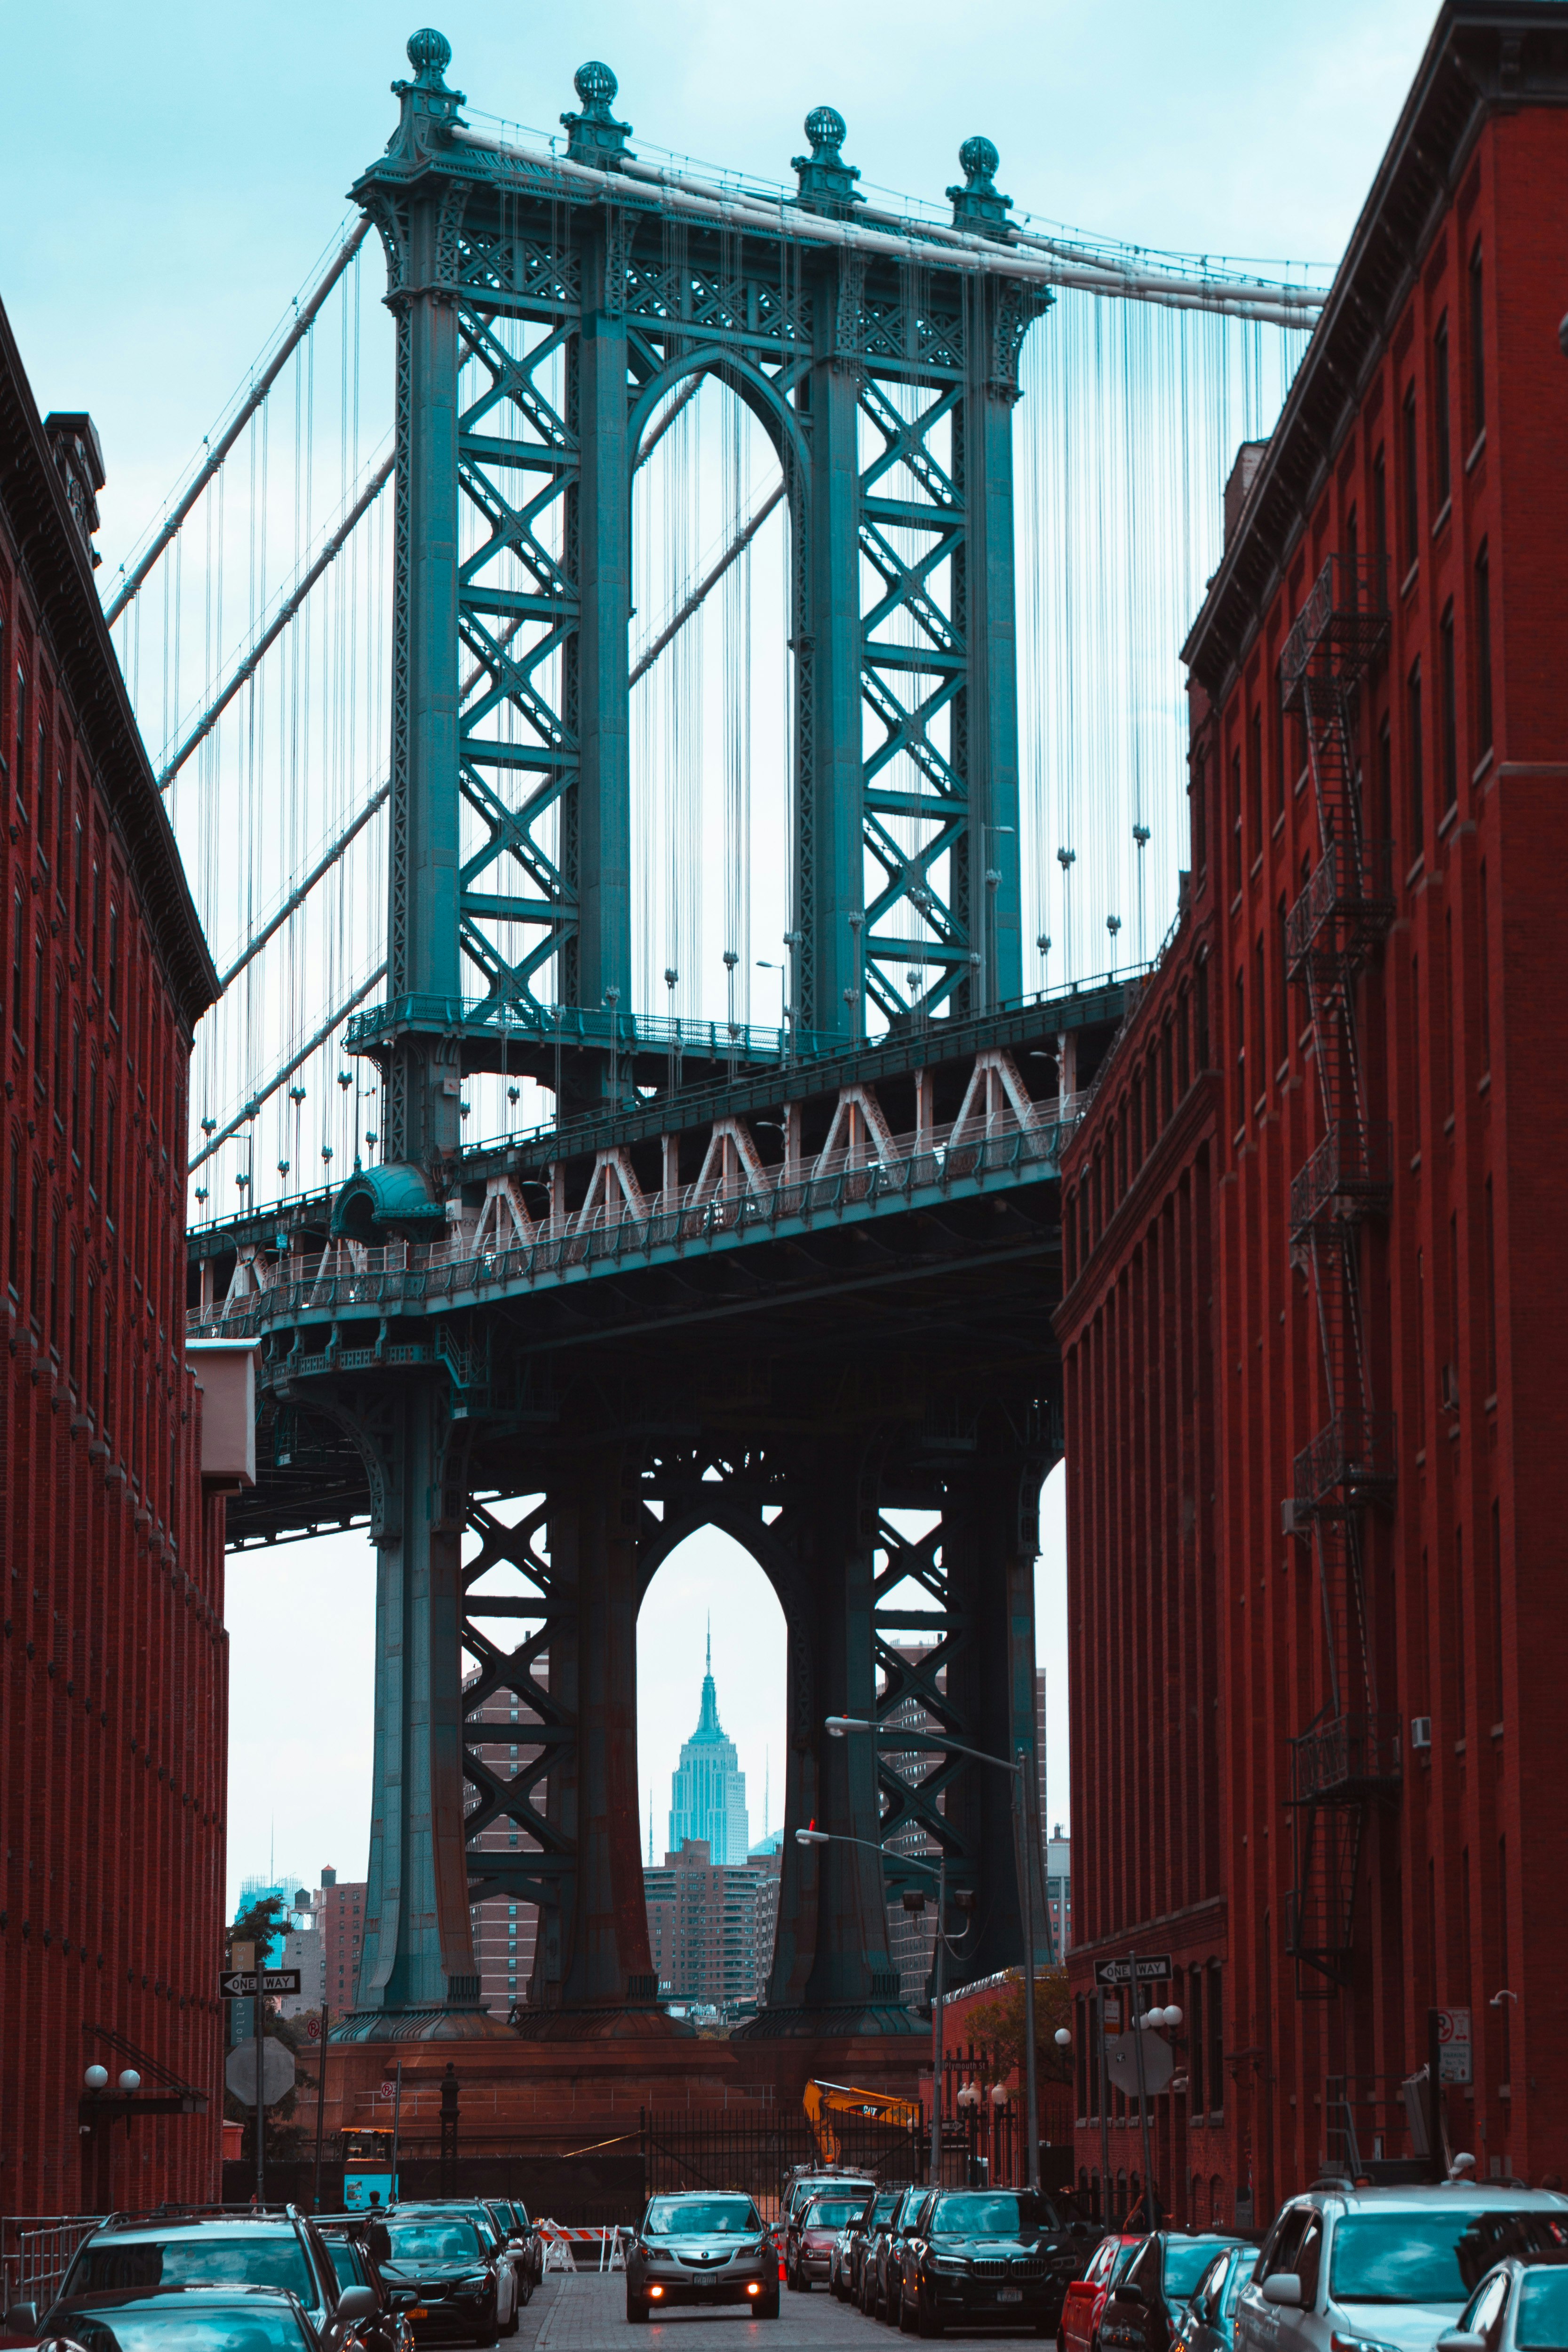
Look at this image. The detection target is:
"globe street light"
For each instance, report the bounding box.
[825,1715,1046,2192]
[796,1825,970,2186]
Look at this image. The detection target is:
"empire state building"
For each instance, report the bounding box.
[668,1629,749,1865]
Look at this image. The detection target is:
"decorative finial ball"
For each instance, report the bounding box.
[406,28,452,76]
[574,59,618,106]
[805,105,847,152]
[959,135,999,182]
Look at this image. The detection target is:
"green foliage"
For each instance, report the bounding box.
[223,1899,313,2164]
[963,1967,1074,2086]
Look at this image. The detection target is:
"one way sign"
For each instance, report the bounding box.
[219,1969,302,1998]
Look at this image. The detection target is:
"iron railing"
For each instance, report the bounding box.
[1289,1120,1392,1237]
[1285,837,1395,975]
[0,2218,102,2311]
[1280,552,1391,705]
[1289,1711,1402,1804]
[1293,1410,1398,1515]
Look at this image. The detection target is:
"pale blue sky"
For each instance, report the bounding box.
[1,0,1443,1910]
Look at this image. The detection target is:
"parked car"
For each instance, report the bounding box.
[1059,2232,1146,2352]
[8,2284,343,2352]
[317,2225,416,2352]
[623,2191,779,2323]
[376,2210,515,2344]
[894,2186,1088,2340]
[785,2189,876,2294]
[1234,2183,1568,2352]
[1100,2233,1250,2352]
[780,2170,877,2233]
[1440,2248,1568,2352]
[833,2193,902,2304]
[42,2211,362,2352]
[482,2207,541,2296]
[1171,2245,1256,2352]
[869,2187,937,2328]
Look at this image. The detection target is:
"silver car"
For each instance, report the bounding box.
[1441,2254,1568,2352]
[1236,2185,1568,2352]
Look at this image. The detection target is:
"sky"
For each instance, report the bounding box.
[0,0,1445,1914]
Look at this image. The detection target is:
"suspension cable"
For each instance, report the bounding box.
[217,781,390,992]
[104,217,373,627]
[190,961,387,1172]
[157,453,393,789]
[631,482,783,687]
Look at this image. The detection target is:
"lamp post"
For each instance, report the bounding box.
[827,1715,1044,2193]
[796,1826,966,2187]
[980,825,1015,1013]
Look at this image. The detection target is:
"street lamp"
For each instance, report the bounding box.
[796,1825,969,2187]
[825,1715,1046,2192]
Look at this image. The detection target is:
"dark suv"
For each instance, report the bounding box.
[1100,2233,1250,2352]
[43,2210,369,2352]
[897,2187,1088,2339]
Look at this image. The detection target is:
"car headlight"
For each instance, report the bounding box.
[930,2257,969,2274]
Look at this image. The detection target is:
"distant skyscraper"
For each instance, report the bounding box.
[668,1628,749,1865]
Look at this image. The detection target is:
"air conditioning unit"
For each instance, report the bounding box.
[1410,1716,1433,1751]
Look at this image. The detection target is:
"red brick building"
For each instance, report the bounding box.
[1058,3,1568,2229]
[0,295,225,2212]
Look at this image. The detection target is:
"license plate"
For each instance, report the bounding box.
[999,2287,1023,2304]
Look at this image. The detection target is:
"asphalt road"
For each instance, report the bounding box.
[507,2273,1053,2350]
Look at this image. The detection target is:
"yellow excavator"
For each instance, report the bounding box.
[803,2078,922,2166]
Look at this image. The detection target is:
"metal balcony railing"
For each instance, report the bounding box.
[1281,552,1392,705]
[1289,1120,1393,1237]
[1293,1409,1398,1514]
[1286,838,1395,976]
[1290,1711,1402,1804]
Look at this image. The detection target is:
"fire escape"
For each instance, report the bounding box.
[1281,553,1401,1997]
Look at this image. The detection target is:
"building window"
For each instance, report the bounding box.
[1440,601,1458,811]
[32,932,44,1070]
[1188,1967,1205,2115]
[1248,706,1262,857]
[1401,381,1419,569]
[8,887,19,1043]
[1478,861,1491,1071]
[1473,543,1492,761]
[1469,239,1485,438]
[1377,713,1393,864]
[1276,897,1289,1065]
[1229,747,1242,892]
[6,1131,17,1298]
[1206,1962,1224,2115]
[1433,313,1451,508]
[1407,661,1425,859]
[1371,444,1388,575]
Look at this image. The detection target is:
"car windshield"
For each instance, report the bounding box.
[1166,2244,1234,2301]
[868,2197,899,2225]
[645,2201,761,2238]
[64,2304,314,2352]
[1331,2214,1543,2304]
[1519,2271,1568,2348]
[930,2194,1054,2237]
[384,2221,484,2263]
[804,2203,861,2230]
[69,2244,316,2306]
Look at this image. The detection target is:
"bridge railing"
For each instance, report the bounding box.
[188,1096,1084,1340]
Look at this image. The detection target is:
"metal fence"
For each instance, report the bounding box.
[642,2109,925,2218]
[0,2217,102,2311]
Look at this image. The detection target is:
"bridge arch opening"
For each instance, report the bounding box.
[637,1524,787,2018]
[630,370,791,1035]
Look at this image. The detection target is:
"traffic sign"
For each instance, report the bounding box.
[1436,2006,1472,2084]
[380,2079,398,2099]
[1094,1956,1171,1985]
[225,2039,297,2106]
[218,1969,302,1998]
[305,2015,322,2041]
[1105,2031,1175,2098]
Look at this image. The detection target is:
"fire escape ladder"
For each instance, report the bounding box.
[1280,553,1400,1998]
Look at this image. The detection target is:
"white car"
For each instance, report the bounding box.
[1234,2184,1568,2352]
[1441,2252,1568,2352]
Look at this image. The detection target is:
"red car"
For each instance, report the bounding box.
[1059,2233,1146,2352]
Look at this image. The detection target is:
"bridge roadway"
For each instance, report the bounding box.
[188,984,1127,1551]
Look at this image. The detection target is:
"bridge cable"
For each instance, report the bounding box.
[157,453,393,790]
[104,217,373,627]
[629,482,783,688]
[189,961,387,1173]
[217,781,391,993]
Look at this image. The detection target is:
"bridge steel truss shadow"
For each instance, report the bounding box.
[191,30,1131,2049]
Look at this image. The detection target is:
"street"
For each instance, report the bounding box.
[512,2275,1051,2351]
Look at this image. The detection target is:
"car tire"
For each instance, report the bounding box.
[760,2293,780,2320]
[625,2296,648,2326]
[899,2286,917,2334]
[916,2289,944,2340]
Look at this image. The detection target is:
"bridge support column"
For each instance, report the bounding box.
[744,1447,913,2037]
[339,1383,502,2037]
[939,1449,1053,1987]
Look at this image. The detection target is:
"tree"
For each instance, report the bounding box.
[963,1967,1074,2085]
